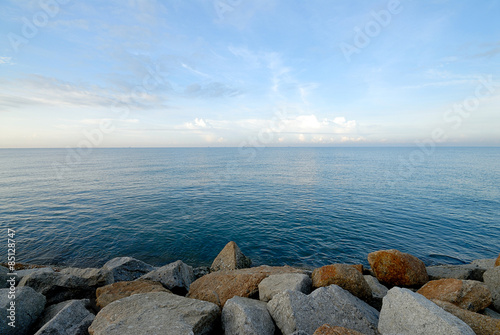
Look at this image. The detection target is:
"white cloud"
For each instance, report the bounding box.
[0,57,13,65]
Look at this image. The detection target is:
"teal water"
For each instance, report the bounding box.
[0,147,498,268]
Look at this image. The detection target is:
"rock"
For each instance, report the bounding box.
[433,300,500,335]
[0,265,8,288]
[210,241,252,272]
[14,267,54,285]
[417,278,492,312]
[378,287,475,335]
[350,265,364,273]
[139,260,195,294]
[367,249,428,287]
[60,267,113,287]
[0,286,46,335]
[364,275,388,309]
[96,279,171,309]
[427,264,486,281]
[484,308,500,319]
[88,292,220,335]
[267,285,379,335]
[18,271,95,305]
[193,266,210,279]
[34,299,95,335]
[313,324,365,335]
[471,259,496,269]
[222,296,275,335]
[484,266,500,310]
[496,254,500,267]
[312,264,371,301]
[187,265,306,307]
[33,300,84,331]
[258,273,312,302]
[101,257,154,282]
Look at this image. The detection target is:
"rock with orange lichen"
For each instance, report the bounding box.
[312,264,371,301]
[417,278,491,312]
[96,279,171,309]
[432,300,500,335]
[313,324,365,335]
[495,254,500,267]
[367,249,428,287]
[187,265,306,307]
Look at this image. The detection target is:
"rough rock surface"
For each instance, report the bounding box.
[496,254,500,267]
[88,292,220,335]
[364,275,388,309]
[15,267,54,285]
[35,299,95,335]
[222,296,275,335]
[313,324,365,335]
[139,260,195,294]
[96,279,170,309]
[367,249,428,287]
[258,273,312,302]
[484,266,500,310]
[0,286,46,335]
[193,266,210,279]
[210,241,252,272]
[17,271,95,305]
[0,265,8,288]
[378,287,475,335]
[350,265,364,273]
[417,278,492,312]
[427,264,485,281]
[60,267,113,287]
[471,259,496,269]
[312,264,371,301]
[485,308,500,319]
[267,285,380,335]
[102,257,154,282]
[432,300,500,335]
[187,265,306,307]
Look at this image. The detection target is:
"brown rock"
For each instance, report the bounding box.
[433,300,500,335]
[418,278,492,312]
[367,249,428,287]
[187,265,305,307]
[312,264,372,301]
[495,254,500,267]
[210,241,252,272]
[313,324,365,335]
[350,264,364,274]
[96,280,171,309]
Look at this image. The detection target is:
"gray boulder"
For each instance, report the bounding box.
[267,285,379,335]
[378,287,475,335]
[60,267,113,287]
[102,257,154,282]
[35,299,94,335]
[483,266,500,310]
[139,260,195,294]
[364,275,389,310]
[17,271,95,305]
[259,273,312,302]
[14,267,54,285]
[193,266,210,279]
[0,265,8,288]
[484,308,500,319]
[470,259,496,269]
[426,264,485,281]
[0,286,46,335]
[88,292,220,335]
[222,296,275,335]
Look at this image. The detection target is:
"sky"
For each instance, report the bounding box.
[0,0,499,148]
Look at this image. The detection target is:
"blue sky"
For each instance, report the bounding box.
[1,0,499,148]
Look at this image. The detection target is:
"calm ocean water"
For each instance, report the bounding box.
[0,147,498,269]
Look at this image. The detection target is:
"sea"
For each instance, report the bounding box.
[0,147,498,269]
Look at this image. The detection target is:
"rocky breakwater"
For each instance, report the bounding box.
[1,244,499,334]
